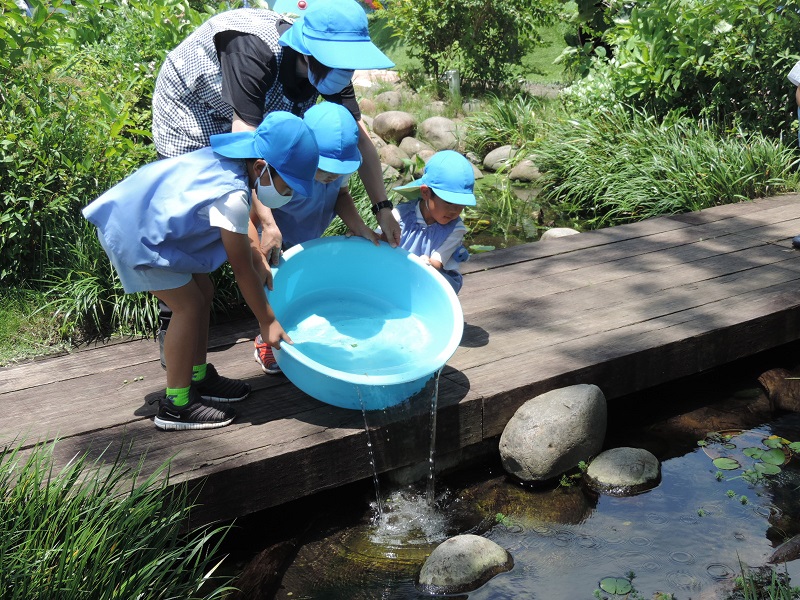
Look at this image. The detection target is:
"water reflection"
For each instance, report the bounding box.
[273,411,800,599]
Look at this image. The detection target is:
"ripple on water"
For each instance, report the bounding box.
[613,550,660,572]
[665,570,704,591]
[669,551,696,565]
[646,513,668,525]
[629,536,652,547]
[706,563,737,580]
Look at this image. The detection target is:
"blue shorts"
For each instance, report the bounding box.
[97,231,191,294]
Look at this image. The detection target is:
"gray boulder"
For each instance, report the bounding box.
[399,136,434,157]
[378,144,410,170]
[483,145,515,172]
[584,447,661,496]
[499,384,607,482]
[540,227,580,241]
[418,116,459,151]
[508,159,541,182]
[372,111,416,144]
[417,534,513,595]
[374,90,403,109]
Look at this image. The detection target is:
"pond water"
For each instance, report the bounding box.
[225,340,800,600]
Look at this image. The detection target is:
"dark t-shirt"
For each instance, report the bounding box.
[215,23,361,127]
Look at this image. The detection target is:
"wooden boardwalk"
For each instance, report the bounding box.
[3,194,800,527]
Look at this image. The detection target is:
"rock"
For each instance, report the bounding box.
[381,163,401,182]
[769,533,800,564]
[499,384,607,482]
[417,534,513,595]
[465,151,482,165]
[471,163,484,180]
[429,100,447,115]
[359,97,377,116]
[360,114,373,130]
[369,131,386,149]
[372,110,416,144]
[584,447,661,496]
[418,116,460,151]
[462,100,482,113]
[758,368,800,412]
[483,145,515,171]
[378,144,410,170]
[508,159,541,182]
[399,136,434,157]
[374,90,403,109]
[540,227,580,241]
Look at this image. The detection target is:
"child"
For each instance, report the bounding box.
[83,112,318,430]
[383,150,476,294]
[252,101,379,374]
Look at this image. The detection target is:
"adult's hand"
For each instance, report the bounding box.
[376,208,401,247]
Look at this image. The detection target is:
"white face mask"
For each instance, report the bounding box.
[255,164,293,209]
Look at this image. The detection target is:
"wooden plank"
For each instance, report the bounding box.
[473,278,800,437]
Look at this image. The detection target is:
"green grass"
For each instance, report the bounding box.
[0,440,235,599]
[0,289,69,366]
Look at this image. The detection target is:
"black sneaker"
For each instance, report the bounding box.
[154,388,235,431]
[193,363,250,402]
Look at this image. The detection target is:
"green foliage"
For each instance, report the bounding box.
[0,440,234,599]
[383,0,558,89]
[534,105,799,228]
[0,0,218,286]
[564,0,800,138]
[733,563,800,599]
[464,93,556,157]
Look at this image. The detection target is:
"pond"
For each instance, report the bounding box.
[223,342,800,599]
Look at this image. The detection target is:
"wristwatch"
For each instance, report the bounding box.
[371,200,393,216]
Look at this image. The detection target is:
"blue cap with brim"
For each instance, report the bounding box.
[278,0,394,69]
[303,102,361,174]
[210,111,319,198]
[393,151,476,206]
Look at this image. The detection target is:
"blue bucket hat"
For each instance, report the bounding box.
[210,112,319,198]
[303,102,361,174]
[278,0,394,70]
[393,151,476,206]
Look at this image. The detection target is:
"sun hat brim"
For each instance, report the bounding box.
[318,153,361,174]
[392,179,476,206]
[279,22,394,70]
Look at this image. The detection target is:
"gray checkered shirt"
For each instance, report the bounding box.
[152,9,317,157]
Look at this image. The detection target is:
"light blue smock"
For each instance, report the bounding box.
[82,146,249,274]
[396,200,466,294]
[272,175,344,248]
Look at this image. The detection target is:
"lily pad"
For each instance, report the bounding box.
[744,447,763,459]
[761,448,787,466]
[713,457,740,470]
[763,437,786,449]
[754,462,781,475]
[599,577,632,595]
[789,442,800,453]
[469,244,495,253]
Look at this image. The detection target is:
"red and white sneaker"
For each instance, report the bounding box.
[254,334,281,375]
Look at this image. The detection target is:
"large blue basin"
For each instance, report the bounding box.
[269,236,464,410]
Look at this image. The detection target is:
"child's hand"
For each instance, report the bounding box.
[419,254,432,266]
[262,320,293,350]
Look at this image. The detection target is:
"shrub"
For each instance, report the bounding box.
[383,0,558,90]
[564,0,800,139]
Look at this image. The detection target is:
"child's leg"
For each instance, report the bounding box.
[152,279,209,390]
[190,273,214,368]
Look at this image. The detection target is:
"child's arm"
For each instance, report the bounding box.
[335,187,380,244]
[221,228,292,349]
[248,218,273,290]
